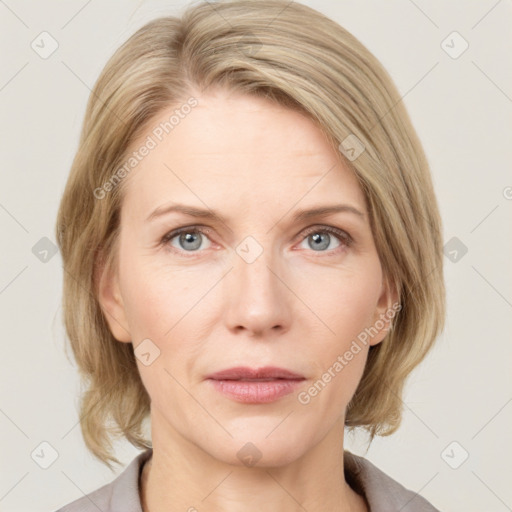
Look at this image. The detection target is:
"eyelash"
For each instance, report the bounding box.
[160,224,353,258]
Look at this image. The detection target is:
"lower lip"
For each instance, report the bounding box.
[208,379,304,403]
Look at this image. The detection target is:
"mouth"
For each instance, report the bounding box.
[206,366,305,381]
[206,366,305,403]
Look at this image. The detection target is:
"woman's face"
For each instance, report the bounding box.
[99,88,395,466]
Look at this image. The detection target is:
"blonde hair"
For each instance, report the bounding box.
[56,0,445,469]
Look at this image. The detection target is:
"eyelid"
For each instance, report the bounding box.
[160,223,353,255]
[297,225,353,246]
[160,225,213,246]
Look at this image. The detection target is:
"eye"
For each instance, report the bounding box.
[161,224,353,257]
[161,226,213,254]
[297,226,352,254]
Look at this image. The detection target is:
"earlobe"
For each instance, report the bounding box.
[95,256,132,343]
[369,277,400,347]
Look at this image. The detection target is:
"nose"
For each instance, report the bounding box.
[223,244,292,338]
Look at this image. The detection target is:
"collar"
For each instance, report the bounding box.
[88,447,439,512]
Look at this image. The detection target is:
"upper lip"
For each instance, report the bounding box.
[207,366,305,381]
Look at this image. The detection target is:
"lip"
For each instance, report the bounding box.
[206,366,305,381]
[206,366,305,404]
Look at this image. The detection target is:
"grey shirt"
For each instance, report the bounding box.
[55,448,440,511]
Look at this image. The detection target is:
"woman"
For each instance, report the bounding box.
[54,1,445,510]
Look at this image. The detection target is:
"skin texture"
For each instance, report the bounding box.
[98,87,397,512]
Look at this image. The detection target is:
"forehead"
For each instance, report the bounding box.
[121,90,366,219]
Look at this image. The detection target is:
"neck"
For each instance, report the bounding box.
[140,413,367,512]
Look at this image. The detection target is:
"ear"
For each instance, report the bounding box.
[368,275,400,347]
[95,254,132,343]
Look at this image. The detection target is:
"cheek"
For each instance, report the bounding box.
[295,260,382,405]
[120,260,203,397]
[297,258,383,345]
[118,253,216,395]
[119,250,206,341]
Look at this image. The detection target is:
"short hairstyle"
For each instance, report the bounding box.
[56,0,446,469]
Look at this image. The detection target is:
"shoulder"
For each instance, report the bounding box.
[344,451,441,512]
[54,449,152,512]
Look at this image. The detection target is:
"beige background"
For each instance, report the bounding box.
[0,1,511,511]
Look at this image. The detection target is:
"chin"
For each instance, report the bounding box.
[199,427,311,468]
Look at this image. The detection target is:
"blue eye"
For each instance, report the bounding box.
[162,227,212,253]
[161,225,352,257]
[298,226,352,253]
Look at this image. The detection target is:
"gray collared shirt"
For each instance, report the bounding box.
[55,448,440,511]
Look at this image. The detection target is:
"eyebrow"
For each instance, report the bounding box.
[146,202,365,224]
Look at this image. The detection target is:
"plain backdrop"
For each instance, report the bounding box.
[1,1,511,511]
